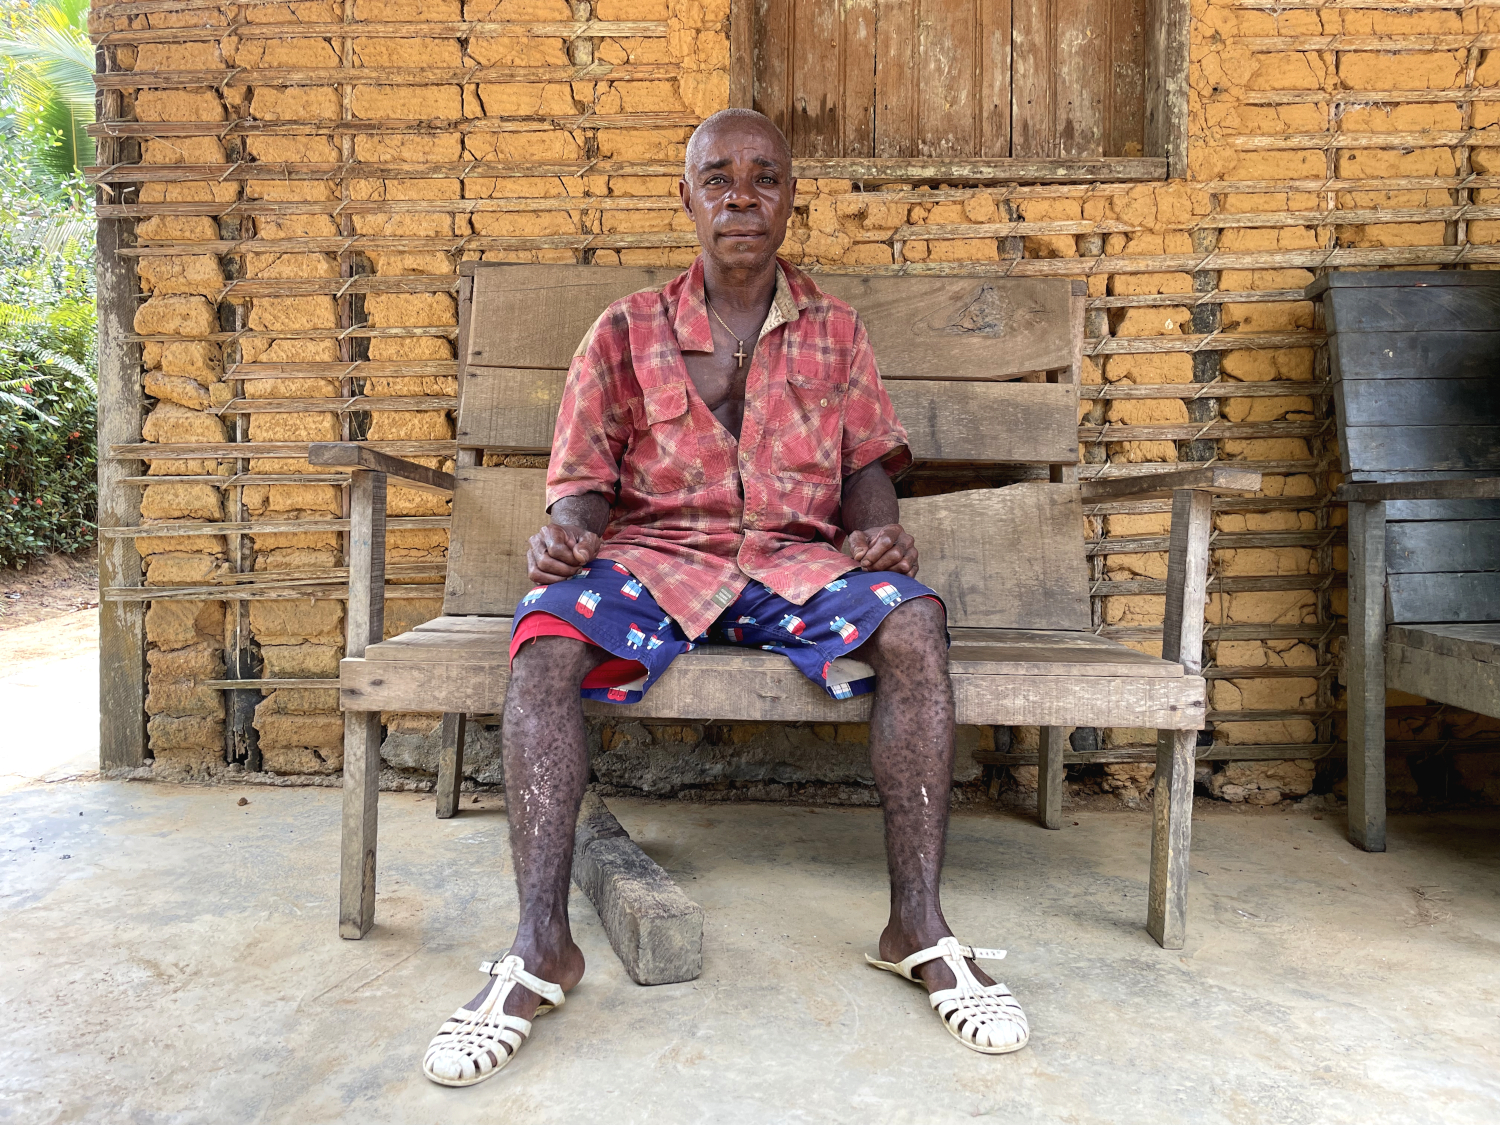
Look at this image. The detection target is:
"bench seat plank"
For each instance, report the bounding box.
[341,654,1204,728]
[348,622,1202,727]
[368,619,1182,676]
[1387,635,1500,718]
[1388,623,1500,665]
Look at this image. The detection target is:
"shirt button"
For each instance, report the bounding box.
[820,398,828,406]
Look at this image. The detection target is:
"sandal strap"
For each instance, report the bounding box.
[886,936,1007,980]
[479,955,567,1009]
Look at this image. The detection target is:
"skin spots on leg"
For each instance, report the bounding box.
[461,636,608,1019]
[858,597,996,995]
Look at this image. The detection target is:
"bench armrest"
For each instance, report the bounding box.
[1335,478,1500,503]
[1081,466,1262,504]
[309,442,456,496]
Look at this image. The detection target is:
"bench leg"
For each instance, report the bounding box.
[1147,728,1195,949]
[1037,726,1067,829]
[1347,500,1387,852]
[435,712,467,819]
[339,710,382,939]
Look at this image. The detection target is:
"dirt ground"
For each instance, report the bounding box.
[0,548,98,630]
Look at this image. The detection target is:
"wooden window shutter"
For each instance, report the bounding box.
[733,0,1187,179]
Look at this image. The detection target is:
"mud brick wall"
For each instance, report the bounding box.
[93,0,1500,805]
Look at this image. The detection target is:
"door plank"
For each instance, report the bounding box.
[842,0,877,156]
[917,0,980,158]
[792,0,843,155]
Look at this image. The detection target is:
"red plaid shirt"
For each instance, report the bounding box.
[547,256,911,639]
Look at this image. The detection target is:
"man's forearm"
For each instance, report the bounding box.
[550,491,612,535]
[840,460,899,532]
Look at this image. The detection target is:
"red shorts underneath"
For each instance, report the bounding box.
[509,612,647,690]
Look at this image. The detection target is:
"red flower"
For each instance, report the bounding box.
[69,431,79,439]
[34,498,43,506]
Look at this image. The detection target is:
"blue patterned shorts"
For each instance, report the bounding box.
[510,560,944,704]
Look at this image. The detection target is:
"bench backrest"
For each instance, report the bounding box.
[445,263,1089,630]
[1313,271,1500,624]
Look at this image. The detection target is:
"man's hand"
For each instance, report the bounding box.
[527,522,602,584]
[845,523,918,576]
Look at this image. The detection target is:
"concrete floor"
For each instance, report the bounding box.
[0,610,99,795]
[2,779,1498,1125]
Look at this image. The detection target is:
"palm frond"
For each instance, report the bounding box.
[0,0,96,178]
[0,388,59,425]
[0,304,47,330]
[18,344,94,389]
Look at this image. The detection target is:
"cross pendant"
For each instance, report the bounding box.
[733,343,748,368]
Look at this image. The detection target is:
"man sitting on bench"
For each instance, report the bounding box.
[422,109,1030,1087]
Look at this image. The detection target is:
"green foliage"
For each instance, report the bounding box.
[0,1,97,568]
[0,0,95,179]
[0,297,97,567]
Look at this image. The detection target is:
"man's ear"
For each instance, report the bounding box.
[678,177,694,218]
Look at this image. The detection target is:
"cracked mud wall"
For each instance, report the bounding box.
[95,0,1500,805]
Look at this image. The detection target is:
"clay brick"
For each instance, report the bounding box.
[256,687,341,716]
[247,412,342,442]
[355,0,461,18]
[364,292,456,327]
[146,641,225,681]
[135,89,226,122]
[142,402,228,444]
[144,371,212,411]
[354,135,464,164]
[366,411,454,441]
[467,35,570,67]
[246,136,340,163]
[352,85,463,119]
[1340,51,1462,90]
[138,255,225,299]
[148,715,224,753]
[145,552,229,587]
[245,252,340,280]
[134,296,218,338]
[141,483,225,522]
[254,711,345,752]
[146,679,226,719]
[261,643,343,678]
[233,37,341,68]
[146,600,224,650]
[136,216,221,241]
[249,86,342,120]
[243,484,342,514]
[250,598,345,645]
[248,296,339,333]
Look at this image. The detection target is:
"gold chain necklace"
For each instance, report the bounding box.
[706,300,750,369]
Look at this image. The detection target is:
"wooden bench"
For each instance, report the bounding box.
[1311,271,1500,852]
[313,263,1262,952]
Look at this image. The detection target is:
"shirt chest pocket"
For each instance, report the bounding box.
[773,373,848,482]
[627,383,698,495]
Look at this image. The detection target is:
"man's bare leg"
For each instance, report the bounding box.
[457,635,606,1018]
[861,597,996,994]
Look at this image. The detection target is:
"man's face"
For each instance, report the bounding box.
[679,122,796,274]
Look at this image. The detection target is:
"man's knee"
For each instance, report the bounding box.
[509,635,599,696]
[865,597,947,669]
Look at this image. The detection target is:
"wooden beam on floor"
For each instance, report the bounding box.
[573,793,703,986]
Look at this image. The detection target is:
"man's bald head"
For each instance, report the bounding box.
[684,109,792,176]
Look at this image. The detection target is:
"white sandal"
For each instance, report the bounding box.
[867,936,1029,1054]
[421,955,566,1087]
